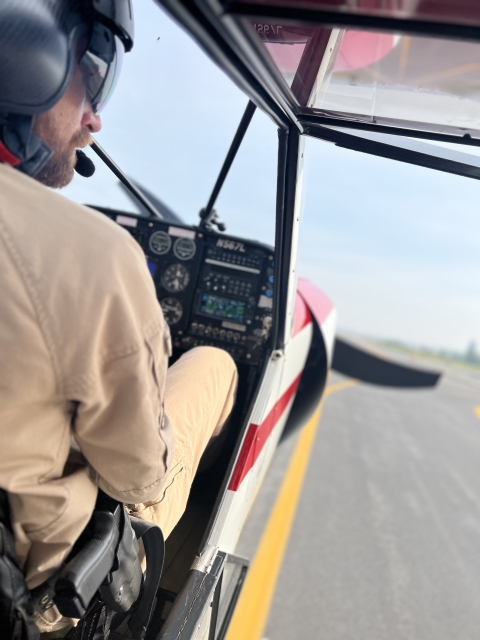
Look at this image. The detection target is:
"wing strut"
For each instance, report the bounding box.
[199,100,256,230]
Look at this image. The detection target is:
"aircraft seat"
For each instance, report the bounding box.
[0,489,164,640]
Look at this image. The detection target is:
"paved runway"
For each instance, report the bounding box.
[236,362,480,640]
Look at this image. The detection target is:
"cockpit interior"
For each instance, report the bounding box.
[91,201,275,632]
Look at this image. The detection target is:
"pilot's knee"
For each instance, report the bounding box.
[191,344,234,364]
[189,345,238,384]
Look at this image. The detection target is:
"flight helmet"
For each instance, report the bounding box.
[0,0,134,176]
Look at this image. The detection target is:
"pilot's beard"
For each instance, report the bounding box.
[33,113,93,189]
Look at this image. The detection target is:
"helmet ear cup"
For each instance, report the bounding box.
[0,0,75,115]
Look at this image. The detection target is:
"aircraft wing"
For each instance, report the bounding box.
[332,338,441,388]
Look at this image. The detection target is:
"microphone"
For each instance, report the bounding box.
[75,149,96,177]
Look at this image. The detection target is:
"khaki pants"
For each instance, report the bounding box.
[128,346,238,537]
[40,346,237,637]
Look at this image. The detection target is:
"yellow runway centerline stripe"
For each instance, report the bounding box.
[475,406,480,418]
[225,378,357,640]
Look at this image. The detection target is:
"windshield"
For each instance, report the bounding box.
[62,1,277,246]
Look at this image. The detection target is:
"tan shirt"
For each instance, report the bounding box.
[0,164,174,589]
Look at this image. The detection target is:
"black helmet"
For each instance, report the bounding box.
[0,0,134,176]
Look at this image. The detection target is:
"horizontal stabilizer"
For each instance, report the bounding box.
[332,338,441,388]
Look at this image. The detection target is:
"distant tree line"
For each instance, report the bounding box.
[379,338,480,367]
[464,340,480,365]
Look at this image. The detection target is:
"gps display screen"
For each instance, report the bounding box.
[199,293,246,322]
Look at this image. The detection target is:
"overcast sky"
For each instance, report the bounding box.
[62,0,480,353]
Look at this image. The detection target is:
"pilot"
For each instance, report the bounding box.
[0,0,237,633]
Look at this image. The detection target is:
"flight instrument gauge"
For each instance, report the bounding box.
[149,231,171,255]
[173,237,196,260]
[160,298,183,326]
[162,263,190,292]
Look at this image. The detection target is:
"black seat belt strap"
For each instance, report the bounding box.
[126,518,164,640]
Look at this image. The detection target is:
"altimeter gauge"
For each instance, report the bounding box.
[173,237,196,260]
[160,297,183,326]
[149,231,171,255]
[162,263,190,292]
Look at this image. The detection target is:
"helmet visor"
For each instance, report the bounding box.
[79,23,124,114]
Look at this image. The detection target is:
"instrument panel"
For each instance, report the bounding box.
[100,212,275,365]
